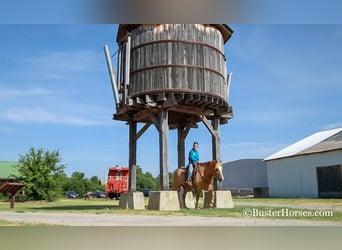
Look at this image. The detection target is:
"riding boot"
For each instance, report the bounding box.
[186,175,192,187]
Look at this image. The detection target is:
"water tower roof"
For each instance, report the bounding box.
[117,24,233,43]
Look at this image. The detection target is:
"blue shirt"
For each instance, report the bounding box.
[188,148,199,164]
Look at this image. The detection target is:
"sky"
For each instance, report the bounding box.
[0,24,341,179]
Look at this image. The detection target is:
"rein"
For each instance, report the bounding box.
[196,164,212,185]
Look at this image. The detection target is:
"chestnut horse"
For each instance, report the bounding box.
[173,160,224,209]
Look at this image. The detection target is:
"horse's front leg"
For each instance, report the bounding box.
[209,189,215,208]
[195,190,201,209]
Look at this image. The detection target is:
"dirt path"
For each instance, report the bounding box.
[0,211,340,226]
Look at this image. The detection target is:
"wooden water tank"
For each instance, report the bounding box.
[115,24,233,125]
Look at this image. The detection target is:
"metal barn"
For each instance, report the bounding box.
[265,128,342,198]
[222,159,268,189]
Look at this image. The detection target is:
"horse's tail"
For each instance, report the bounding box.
[172,169,179,191]
[172,168,186,191]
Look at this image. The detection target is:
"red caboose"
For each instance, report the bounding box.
[105,166,129,199]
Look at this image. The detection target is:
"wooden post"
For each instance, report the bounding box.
[202,114,222,190]
[211,117,221,161]
[10,193,15,209]
[177,127,185,169]
[212,117,222,190]
[159,109,169,190]
[129,121,137,192]
[177,125,191,168]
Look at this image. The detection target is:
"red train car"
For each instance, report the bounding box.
[105,166,129,199]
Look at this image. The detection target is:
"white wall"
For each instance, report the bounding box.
[267,150,342,198]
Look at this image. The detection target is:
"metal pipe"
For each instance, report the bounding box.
[125,34,131,87]
[226,72,233,102]
[123,34,131,104]
[104,44,120,110]
[117,45,122,91]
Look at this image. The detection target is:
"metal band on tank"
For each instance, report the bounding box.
[130,39,225,57]
[130,64,226,80]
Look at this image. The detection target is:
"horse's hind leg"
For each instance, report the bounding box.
[183,189,188,209]
[176,185,187,209]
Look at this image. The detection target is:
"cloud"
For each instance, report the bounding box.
[0,86,53,97]
[322,122,342,130]
[16,50,101,80]
[221,141,288,161]
[0,107,110,126]
[234,105,317,127]
[0,125,15,132]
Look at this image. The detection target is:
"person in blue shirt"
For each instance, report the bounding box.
[186,141,199,186]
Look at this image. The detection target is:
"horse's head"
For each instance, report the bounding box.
[214,161,224,182]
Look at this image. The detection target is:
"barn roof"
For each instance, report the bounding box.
[264,128,342,161]
[0,161,18,179]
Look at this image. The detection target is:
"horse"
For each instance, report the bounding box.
[173,160,224,209]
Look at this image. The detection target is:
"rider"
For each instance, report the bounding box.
[186,141,199,186]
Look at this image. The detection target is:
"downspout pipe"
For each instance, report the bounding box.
[227,72,233,102]
[104,44,120,110]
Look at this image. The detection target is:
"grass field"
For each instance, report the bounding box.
[0,197,341,226]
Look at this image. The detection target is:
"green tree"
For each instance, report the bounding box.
[90,176,101,186]
[63,171,87,196]
[136,166,159,191]
[62,172,104,198]
[13,147,66,201]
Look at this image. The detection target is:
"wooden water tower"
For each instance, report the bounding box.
[104,24,233,191]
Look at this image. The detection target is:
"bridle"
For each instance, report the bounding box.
[197,163,223,185]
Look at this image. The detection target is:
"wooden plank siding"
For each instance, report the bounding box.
[129,24,228,101]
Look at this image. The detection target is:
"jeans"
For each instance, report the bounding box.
[186,163,195,181]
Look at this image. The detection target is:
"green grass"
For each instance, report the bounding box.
[0,197,341,224]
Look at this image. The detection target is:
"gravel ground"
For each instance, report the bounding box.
[1,200,341,226]
[0,211,340,226]
[234,201,342,211]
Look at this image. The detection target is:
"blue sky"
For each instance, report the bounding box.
[0,24,341,179]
